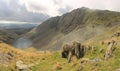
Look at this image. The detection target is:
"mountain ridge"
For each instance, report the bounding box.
[25,7,120,50]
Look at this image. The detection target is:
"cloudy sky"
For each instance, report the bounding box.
[0,0,120,24]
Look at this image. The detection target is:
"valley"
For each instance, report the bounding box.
[0,7,120,71]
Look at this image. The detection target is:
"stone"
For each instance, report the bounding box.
[0,53,12,64]
[116,68,120,71]
[7,52,14,57]
[16,60,30,71]
[104,40,115,60]
[91,58,102,66]
[61,41,87,63]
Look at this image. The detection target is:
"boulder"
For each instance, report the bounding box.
[61,41,89,63]
[16,60,31,71]
[0,52,14,65]
[104,40,116,60]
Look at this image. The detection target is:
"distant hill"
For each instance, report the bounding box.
[25,7,120,50]
[0,29,19,44]
[0,24,38,29]
[0,7,120,71]
[0,24,37,35]
[0,24,38,44]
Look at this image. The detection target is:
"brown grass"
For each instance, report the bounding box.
[0,42,52,64]
[53,62,62,70]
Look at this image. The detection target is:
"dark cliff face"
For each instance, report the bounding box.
[25,7,120,50]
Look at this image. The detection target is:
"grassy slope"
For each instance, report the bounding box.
[1,8,120,71]
[0,42,51,71]
[31,37,120,71]
[0,35,120,71]
[30,27,120,71]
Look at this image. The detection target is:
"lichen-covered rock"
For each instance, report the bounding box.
[61,41,90,63]
[16,60,35,71]
[0,52,14,66]
[104,40,116,60]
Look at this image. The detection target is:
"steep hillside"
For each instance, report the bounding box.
[25,7,120,50]
[0,24,37,45]
[0,29,19,44]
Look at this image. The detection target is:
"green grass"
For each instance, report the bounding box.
[31,52,80,71]
[31,43,120,71]
[0,41,120,71]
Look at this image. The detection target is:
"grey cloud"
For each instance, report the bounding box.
[27,3,47,11]
[1,0,120,24]
[0,0,50,23]
[53,0,72,14]
[58,6,72,14]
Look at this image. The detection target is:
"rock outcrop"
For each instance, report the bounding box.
[0,52,15,66]
[16,60,36,71]
[78,58,102,71]
[61,41,91,63]
[104,40,116,60]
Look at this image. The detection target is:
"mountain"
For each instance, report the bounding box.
[0,7,120,71]
[0,29,19,44]
[25,7,120,50]
[0,24,37,29]
[0,24,38,44]
[0,24,38,35]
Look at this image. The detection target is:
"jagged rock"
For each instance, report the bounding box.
[7,52,14,57]
[104,40,116,60]
[0,52,14,64]
[73,41,81,59]
[61,41,88,63]
[61,44,74,63]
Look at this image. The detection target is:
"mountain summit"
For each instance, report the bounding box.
[25,7,120,50]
